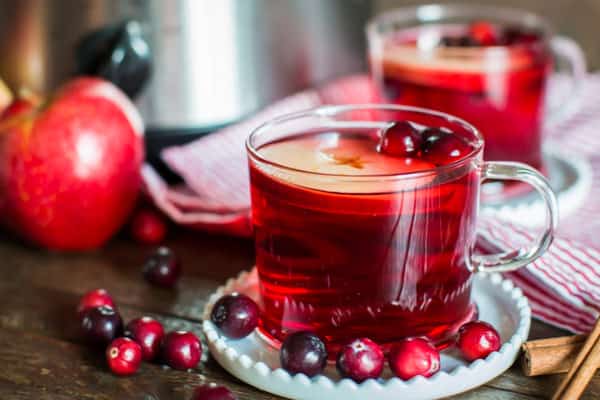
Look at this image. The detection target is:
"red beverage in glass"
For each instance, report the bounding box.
[370,24,550,169]
[367,5,586,171]
[246,105,557,351]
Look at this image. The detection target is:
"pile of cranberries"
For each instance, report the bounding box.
[209,292,502,382]
[78,288,200,375]
[77,247,237,399]
[439,21,540,48]
[378,121,473,165]
[79,288,236,399]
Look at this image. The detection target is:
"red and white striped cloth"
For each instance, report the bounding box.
[143,74,600,333]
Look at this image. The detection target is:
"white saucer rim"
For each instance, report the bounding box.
[202,268,531,392]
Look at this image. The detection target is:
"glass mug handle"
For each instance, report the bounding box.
[469,162,559,273]
[545,36,587,126]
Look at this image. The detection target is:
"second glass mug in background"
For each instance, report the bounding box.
[367,4,586,170]
[246,105,558,351]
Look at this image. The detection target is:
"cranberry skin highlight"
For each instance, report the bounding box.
[162,331,202,370]
[388,337,440,380]
[210,293,259,339]
[280,331,328,377]
[379,121,422,157]
[106,337,142,376]
[457,321,501,361]
[80,306,123,346]
[143,246,181,288]
[336,338,384,382]
[125,316,165,361]
[421,131,473,165]
[77,288,115,315]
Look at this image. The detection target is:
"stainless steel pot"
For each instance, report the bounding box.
[0,0,371,132]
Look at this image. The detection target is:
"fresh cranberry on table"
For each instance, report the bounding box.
[106,337,142,376]
[80,305,123,346]
[280,331,328,377]
[456,320,501,361]
[421,130,473,165]
[162,331,201,370]
[336,337,384,382]
[77,288,115,315]
[469,22,498,46]
[379,121,422,157]
[210,293,259,339]
[130,208,167,245]
[143,246,181,288]
[191,384,238,400]
[125,316,165,361]
[388,337,440,380]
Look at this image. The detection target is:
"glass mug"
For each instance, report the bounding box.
[367,4,586,170]
[246,104,557,351]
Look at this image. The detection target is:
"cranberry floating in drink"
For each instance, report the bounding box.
[367,5,586,169]
[246,105,557,352]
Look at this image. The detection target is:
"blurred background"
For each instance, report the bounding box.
[0,0,596,172]
[378,0,600,68]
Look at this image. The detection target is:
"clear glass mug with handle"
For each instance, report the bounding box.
[367,4,586,169]
[246,104,558,350]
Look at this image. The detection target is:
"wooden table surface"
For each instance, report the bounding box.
[0,228,598,400]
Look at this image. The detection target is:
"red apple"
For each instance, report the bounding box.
[0,77,144,250]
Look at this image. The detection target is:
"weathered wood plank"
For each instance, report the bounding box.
[0,229,598,399]
[0,230,254,321]
[0,327,281,400]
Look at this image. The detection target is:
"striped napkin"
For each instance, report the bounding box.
[142,74,600,334]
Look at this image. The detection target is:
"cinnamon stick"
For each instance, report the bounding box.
[552,317,600,400]
[521,335,586,376]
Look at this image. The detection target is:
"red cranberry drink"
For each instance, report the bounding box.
[246,105,557,351]
[367,5,586,169]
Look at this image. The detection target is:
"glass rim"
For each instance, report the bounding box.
[366,3,554,48]
[245,104,484,180]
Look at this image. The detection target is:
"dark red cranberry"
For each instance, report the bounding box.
[380,77,403,102]
[501,27,540,46]
[456,320,501,361]
[379,121,422,157]
[191,384,238,400]
[162,331,201,370]
[143,246,181,288]
[280,331,327,377]
[388,337,440,380]
[210,293,259,339]
[336,338,384,382]
[106,337,142,376]
[125,316,165,361]
[440,36,475,47]
[421,127,448,142]
[469,22,498,46]
[77,288,115,315]
[80,306,123,346]
[131,209,167,244]
[421,131,472,165]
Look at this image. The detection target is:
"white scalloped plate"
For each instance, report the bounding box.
[481,146,592,227]
[202,268,531,400]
